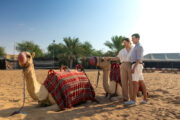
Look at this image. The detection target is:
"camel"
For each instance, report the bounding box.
[18,52,57,107]
[89,56,148,100]
[92,57,122,100]
[18,52,95,110]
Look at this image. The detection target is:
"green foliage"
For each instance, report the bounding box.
[80,41,104,57]
[61,37,82,68]
[45,35,126,67]
[104,35,125,56]
[14,35,126,67]
[62,37,82,58]
[91,49,104,56]
[0,46,5,57]
[46,38,104,67]
[16,41,44,58]
[81,41,93,56]
[47,43,64,58]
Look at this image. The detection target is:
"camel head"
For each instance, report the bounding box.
[18,52,35,68]
[89,57,111,69]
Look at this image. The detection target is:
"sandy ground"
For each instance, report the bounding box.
[0,69,180,120]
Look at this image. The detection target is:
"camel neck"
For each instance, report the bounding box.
[102,67,111,94]
[24,64,40,100]
[102,68,110,80]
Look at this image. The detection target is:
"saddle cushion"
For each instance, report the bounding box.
[44,70,95,109]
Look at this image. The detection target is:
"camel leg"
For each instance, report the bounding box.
[116,83,122,96]
[105,93,109,98]
[109,81,122,96]
[106,81,115,99]
[109,81,123,101]
[109,81,116,94]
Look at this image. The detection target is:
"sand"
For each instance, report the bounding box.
[0,69,179,120]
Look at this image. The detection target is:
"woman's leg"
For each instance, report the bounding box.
[120,63,128,101]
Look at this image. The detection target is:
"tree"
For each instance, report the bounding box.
[104,35,125,56]
[46,43,68,66]
[16,41,44,58]
[61,37,83,68]
[47,43,64,58]
[0,46,5,57]
[80,41,104,57]
[91,49,104,56]
[81,41,96,56]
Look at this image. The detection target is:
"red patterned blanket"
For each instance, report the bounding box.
[43,70,95,109]
[110,63,121,85]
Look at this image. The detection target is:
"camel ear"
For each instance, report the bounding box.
[32,52,35,58]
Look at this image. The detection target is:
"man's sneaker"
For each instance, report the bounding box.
[124,100,136,105]
[140,100,147,104]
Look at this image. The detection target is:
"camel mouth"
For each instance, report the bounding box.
[18,52,28,67]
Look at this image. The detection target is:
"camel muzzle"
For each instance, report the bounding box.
[18,52,27,67]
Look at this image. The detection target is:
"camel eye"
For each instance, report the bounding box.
[26,55,31,58]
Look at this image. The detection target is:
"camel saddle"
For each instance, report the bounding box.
[43,69,96,109]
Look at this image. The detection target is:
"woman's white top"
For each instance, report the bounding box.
[117,48,132,63]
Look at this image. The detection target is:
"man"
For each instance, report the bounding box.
[125,33,147,105]
[110,38,133,102]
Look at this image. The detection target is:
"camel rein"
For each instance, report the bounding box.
[10,68,26,116]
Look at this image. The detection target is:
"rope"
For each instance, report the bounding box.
[10,69,26,116]
[96,57,101,88]
[96,70,100,88]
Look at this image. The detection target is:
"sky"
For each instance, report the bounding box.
[0,0,179,55]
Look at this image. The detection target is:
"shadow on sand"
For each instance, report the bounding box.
[0,95,136,120]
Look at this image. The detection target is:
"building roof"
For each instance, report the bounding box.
[143,53,180,62]
[5,54,18,60]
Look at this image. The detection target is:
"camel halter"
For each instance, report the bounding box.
[10,68,26,116]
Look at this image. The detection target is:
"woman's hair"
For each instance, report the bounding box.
[123,38,132,47]
[123,38,130,42]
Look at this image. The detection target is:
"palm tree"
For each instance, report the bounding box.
[104,35,125,56]
[62,37,82,68]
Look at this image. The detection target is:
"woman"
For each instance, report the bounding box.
[110,38,133,102]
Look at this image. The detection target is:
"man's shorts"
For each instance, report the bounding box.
[132,64,144,81]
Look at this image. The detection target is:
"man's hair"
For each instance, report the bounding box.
[132,33,140,39]
[123,38,130,42]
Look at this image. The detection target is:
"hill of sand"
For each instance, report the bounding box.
[0,70,179,120]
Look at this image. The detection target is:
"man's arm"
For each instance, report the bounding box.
[131,59,140,73]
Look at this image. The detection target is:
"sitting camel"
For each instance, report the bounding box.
[89,57,122,100]
[18,52,96,110]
